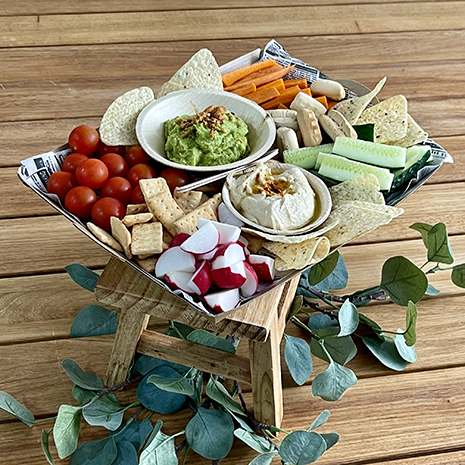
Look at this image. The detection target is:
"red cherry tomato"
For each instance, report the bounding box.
[62,153,89,175]
[91,197,126,232]
[131,185,145,204]
[126,163,156,188]
[95,141,126,158]
[101,176,133,206]
[47,171,77,202]
[65,186,98,218]
[125,145,152,167]
[68,125,99,155]
[100,153,128,178]
[75,158,109,190]
[159,168,190,192]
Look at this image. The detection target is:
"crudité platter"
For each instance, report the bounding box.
[18,39,453,318]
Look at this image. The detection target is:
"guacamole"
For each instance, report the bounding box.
[164,105,250,167]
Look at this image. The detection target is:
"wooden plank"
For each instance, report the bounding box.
[366,451,465,464]
[2,3,465,48]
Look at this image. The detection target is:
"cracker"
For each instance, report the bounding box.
[122,212,153,228]
[203,192,222,213]
[387,114,428,148]
[99,87,154,145]
[329,174,385,207]
[135,256,158,273]
[139,178,170,200]
[130,222,164,256]
[173,202,217,235]
[240,232,264,254]
[173,189,204,213]
[111,217,132,258]
[87,222,123,252]
[126,203,148,215]
[357,95,408,144]
[163,229,174,246]
[146,190,185,236]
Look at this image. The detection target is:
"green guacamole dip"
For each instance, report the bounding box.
[164,107,250,167]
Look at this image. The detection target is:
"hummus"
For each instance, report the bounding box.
[164,105,250,166]
[227,163,316,231]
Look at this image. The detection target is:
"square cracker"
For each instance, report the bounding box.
[126,203,148,215]
[111,217,132,258]
[173,189,204,213]
[146,190,185,236]
[131,222,164,256]
[122,212,153,228]
[140,178,170,200]
[173,202,217,235]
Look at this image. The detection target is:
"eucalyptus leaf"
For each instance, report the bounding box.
[284,335,313,386]
[186,407,235,460]
[312,253,348,291]
[110,418,153,451]
[41,429,55,465]
[70,305,117,337]
[425,283,440,296]
[286,295,303,323]
[139,429,179,465]
[0,391,34,426]
[111,440,138,465]
[409,222,432,246]
[358,313,383,333]
[82,394,125,431]
[363,337,407,371]
[53,404,82,459]
[395,331,417,363]
[69,437,118,465]
[311,333,357,366]
[65,264,99,292]
[134,354,188,376]
[312,362,357,401]
[404,301,417,346]
[206,377,245,416]
[279,430,327,464]
[234,428,275,454]
[427,223,454,264]
[308,313,339,331]
[72,386,96,405]
[248,451,279,465]
[321,433,339,450]
[227,409,254,432]
[308,410,330,431]
[380,256,428,306]
[165,322,195,339]
[147,368,196,398]
[451,263,465,288]
[187,329,236,353]
[305,251,340,286]
[62,359,103,391]
[337,299,359,337]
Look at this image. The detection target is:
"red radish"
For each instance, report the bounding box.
[211,261,247,289]
[217,203,244,228]
[165,270,195,294]
[237,236,250,256]
[197,246,218,261]
[181,222,220,255]
[188,260,212,295]
[240,262,259,297]
[248,255,276,281]
[170,233,190,247]
[198,217,241,244]
[211,242,245,270]
[155,246,196,278]
[204,288,240,313]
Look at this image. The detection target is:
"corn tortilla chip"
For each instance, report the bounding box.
[387,114,428,148]
[329,174,385,207]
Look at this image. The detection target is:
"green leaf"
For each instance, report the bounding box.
[65,264,99,291]
[308,410,330,431]
[313,253,348,291]
[362,337,407,371]
[164,322,195,340]
[185,407,234,460]
[112,440,138,465]
[451,263,465,288]
[206,377,245,416]
[53,404,82,459]
[279,430,327,464]
[69,437,118,465]
[139,429,180,465]
[311,332,357,366]
[147,368,196,398]
[0,391,35,426]
[337,299,359,337]
[427,223,454,264]
[62,359,103,391]
[409,222,433,246]
[312,362,357,401]
[234,429,275,454]
[72,386,96,405]
[134,354,188,376]
[70,305,117,337]
[404,301,418,346]
[82,394,125,431]
[41,429,55,465]
[395,331,417,363]
[308,313,339,331]
[187,329,236,353]
[110,418,153,451]
[321,433,339,450]
[358,313,383,333]
[305,251,340,286]
[284,335,313,386]
[248,451,279,465]
[286,295,303,323]
[380,256,428,306]
[425,283,440,296]
[227,410,254,432]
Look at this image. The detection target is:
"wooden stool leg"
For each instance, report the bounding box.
[248,311,283,427]
[105,307,149,387]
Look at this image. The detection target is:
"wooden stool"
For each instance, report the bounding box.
[95,257,299,427]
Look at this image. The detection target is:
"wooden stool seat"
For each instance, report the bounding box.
[95,257,299,427]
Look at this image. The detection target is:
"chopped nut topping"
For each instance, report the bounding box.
[252,171,293,197]
[176,104,228,138]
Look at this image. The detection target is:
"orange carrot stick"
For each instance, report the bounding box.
[233,64,283,84]
[261,85,302,110]
[315,95,328,109]
[256,78,285,93]
[244,86,280,105]
[278,103,289,109]
[284,78,308,89]
[225,65,295,92]
[230,83,256,96]
[221,59,276,87]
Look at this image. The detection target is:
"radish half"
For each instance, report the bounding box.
[204,288,240,313]
[155,246,196,278]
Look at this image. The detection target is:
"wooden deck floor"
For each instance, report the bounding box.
[1,1,465,463]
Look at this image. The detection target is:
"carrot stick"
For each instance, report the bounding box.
[261,85,303,110]
[327,100,338,110]
[256,78,285,93]
[278,103,289,109]
[244,86,280,105]
[315,95,328,109]
[284,78,308,89]
[226,65,295,92]
[230,83,256,96]
[224,65,283,91]
[221,59,277,87]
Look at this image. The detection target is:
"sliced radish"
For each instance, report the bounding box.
[181,222,220,255]
[188,260,212,295]
[170,232,191,247]
[240,261,258,297]
[204,288,240,313]
[198,217,241,244]
[165,270,195,294]
[197,246,218,261]
[237,236,250,256]
[217,203,244,228]
[248,254,276,281]
[155,246,196,278]
[211,242,245,270]
[211,261,247,289]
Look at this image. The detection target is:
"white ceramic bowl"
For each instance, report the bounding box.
[222,161,332,236]
[136,88,276,172]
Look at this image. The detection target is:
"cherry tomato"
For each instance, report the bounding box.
[131,185,145,204]
[95,141,126,158]
[101,176,133,206]
[65,186,98,218]
[91,197,126,232]
[159,167,190,192]
[68,125,99,155]
[100,153,128,178]
[126,163,156,188]
[47,171,77,202]
[125,145,152,167]
[62,153,89,175]
[75,158,109,190]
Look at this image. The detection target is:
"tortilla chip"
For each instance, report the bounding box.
[240,233,264,253]
[87,222,123,252]
[173,202,217,235]
[387,114,428,148]
[111,217,132,258]
[173,189,204,213]
[329,174,385,207]
[332,77,387,125]
[130,222,164,256]
[157,49,223,98]
[100,87,154,145]
[146,190,185,236]
[122,212,153,228]
[357,95,408,144]
[126,203,148,215]
[139,178,170,200]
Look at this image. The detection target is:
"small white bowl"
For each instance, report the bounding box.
[222,161,332,236]
[136,88,276,172]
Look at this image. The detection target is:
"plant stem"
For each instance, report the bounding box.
[33,416,57,425]
[290,316,317,338]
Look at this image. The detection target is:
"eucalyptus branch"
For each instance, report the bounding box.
[175,438,188,455]
[290,316,318,338]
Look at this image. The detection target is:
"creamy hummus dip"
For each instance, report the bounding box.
[227,163,316,231]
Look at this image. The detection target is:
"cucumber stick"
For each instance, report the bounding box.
[333,137,406,168]
[318,152,394,191]
[391,145,431,190]
[283,143,333,169]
